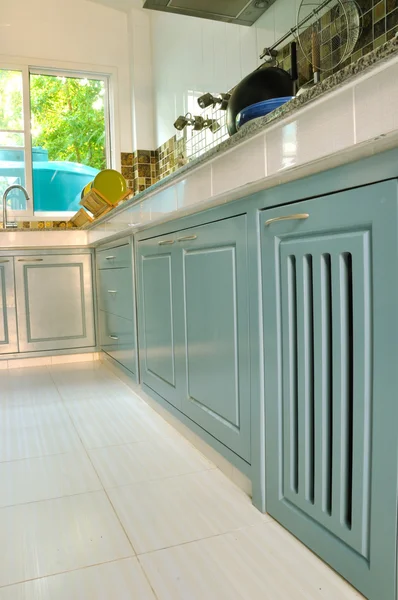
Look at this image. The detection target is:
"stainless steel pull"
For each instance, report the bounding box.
[105,256,116,260]
[158,240,174,246]
[18,258,44,262]
[0,259,9,263]
[107,290,117,294]
[109,335,119,340]
[265,213,309,226]
[177,235,198,242]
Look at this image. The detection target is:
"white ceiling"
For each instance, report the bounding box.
[86,0,144,13]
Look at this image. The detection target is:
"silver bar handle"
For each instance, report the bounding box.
[265,213,309,226]
[107,290,117,294]
[109,335,119,340]
[0,259,10,263]
[18,258,44,262]
[158,240,174,246]
[105,256,116,260]
[177,235,198,242]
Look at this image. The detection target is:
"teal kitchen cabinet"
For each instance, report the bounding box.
[178,216,251,462]
[96,238,137,377]
[0,257,18,354]
[136,234,183,409]
[137,214,251,461]
[261,180,398,600]
[14,254,95,353]
[99,311,136,374]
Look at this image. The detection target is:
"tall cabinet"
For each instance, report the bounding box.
[261,180,398,600]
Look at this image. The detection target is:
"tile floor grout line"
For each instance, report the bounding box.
[134,520,272,558]
[0,487,105,512]
[47,365,141,560]
[0,556,137,591]
[0,448,73,466]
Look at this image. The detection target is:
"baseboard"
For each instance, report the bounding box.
[0,351,100,370]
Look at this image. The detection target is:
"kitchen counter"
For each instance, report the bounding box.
[0,229,88,249]
[2,36,397,250]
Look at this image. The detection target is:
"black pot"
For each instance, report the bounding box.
[226,66,294,136]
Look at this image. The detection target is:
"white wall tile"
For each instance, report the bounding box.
[254,7,276,65]
[212,134,266,196]
[266,89,355,175]
[355,59,398,144]
[150,4,279,146]
[144,185,178,222]
[176,165,212,209]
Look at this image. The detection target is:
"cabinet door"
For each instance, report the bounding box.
[0,258,18,354]
[136,236,182,408]
[179,216,251,462]
[15,254,95,352]
[261,181,398,600]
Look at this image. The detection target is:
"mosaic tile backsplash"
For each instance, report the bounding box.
[278,0,398,85]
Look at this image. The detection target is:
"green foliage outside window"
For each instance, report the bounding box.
[30,74,107,171]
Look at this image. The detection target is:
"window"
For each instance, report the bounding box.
[0,67,111,216]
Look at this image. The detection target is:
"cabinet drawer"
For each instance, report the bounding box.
[98,268,133,320]
[97,244,131,270]
[99,311,136,374]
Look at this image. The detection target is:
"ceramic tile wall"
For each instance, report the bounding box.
[151,0,398,152]
[89,53,398,246]
[148,1,398,181]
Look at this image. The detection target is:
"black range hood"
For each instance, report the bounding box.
[143,0,276,26]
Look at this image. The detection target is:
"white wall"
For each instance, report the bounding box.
[0,0,132,155]
[128,8,156,150]
[150,0,301,146]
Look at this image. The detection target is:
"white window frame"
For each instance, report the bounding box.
[0,55,121,219]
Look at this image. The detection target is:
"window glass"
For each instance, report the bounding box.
[30,73,108,213]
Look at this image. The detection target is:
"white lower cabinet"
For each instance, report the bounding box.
[14,254,95,352]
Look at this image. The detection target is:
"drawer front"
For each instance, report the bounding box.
[98,268,133,320]
[99,310,136,374]
[97,244,132,270]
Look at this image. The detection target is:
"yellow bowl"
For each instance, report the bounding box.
[93,169,127,204]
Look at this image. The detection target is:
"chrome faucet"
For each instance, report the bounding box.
[2,185,30,229]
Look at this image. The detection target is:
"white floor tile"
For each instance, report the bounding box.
[0,491,133,587]
[0,451,102,508]
[108,469,265,554]
[1,368,62,406]
[0,558,156,600]
[139,521,364,600]
[89,437,214,488]
[0,421,82,462]
[64,395,176,449]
